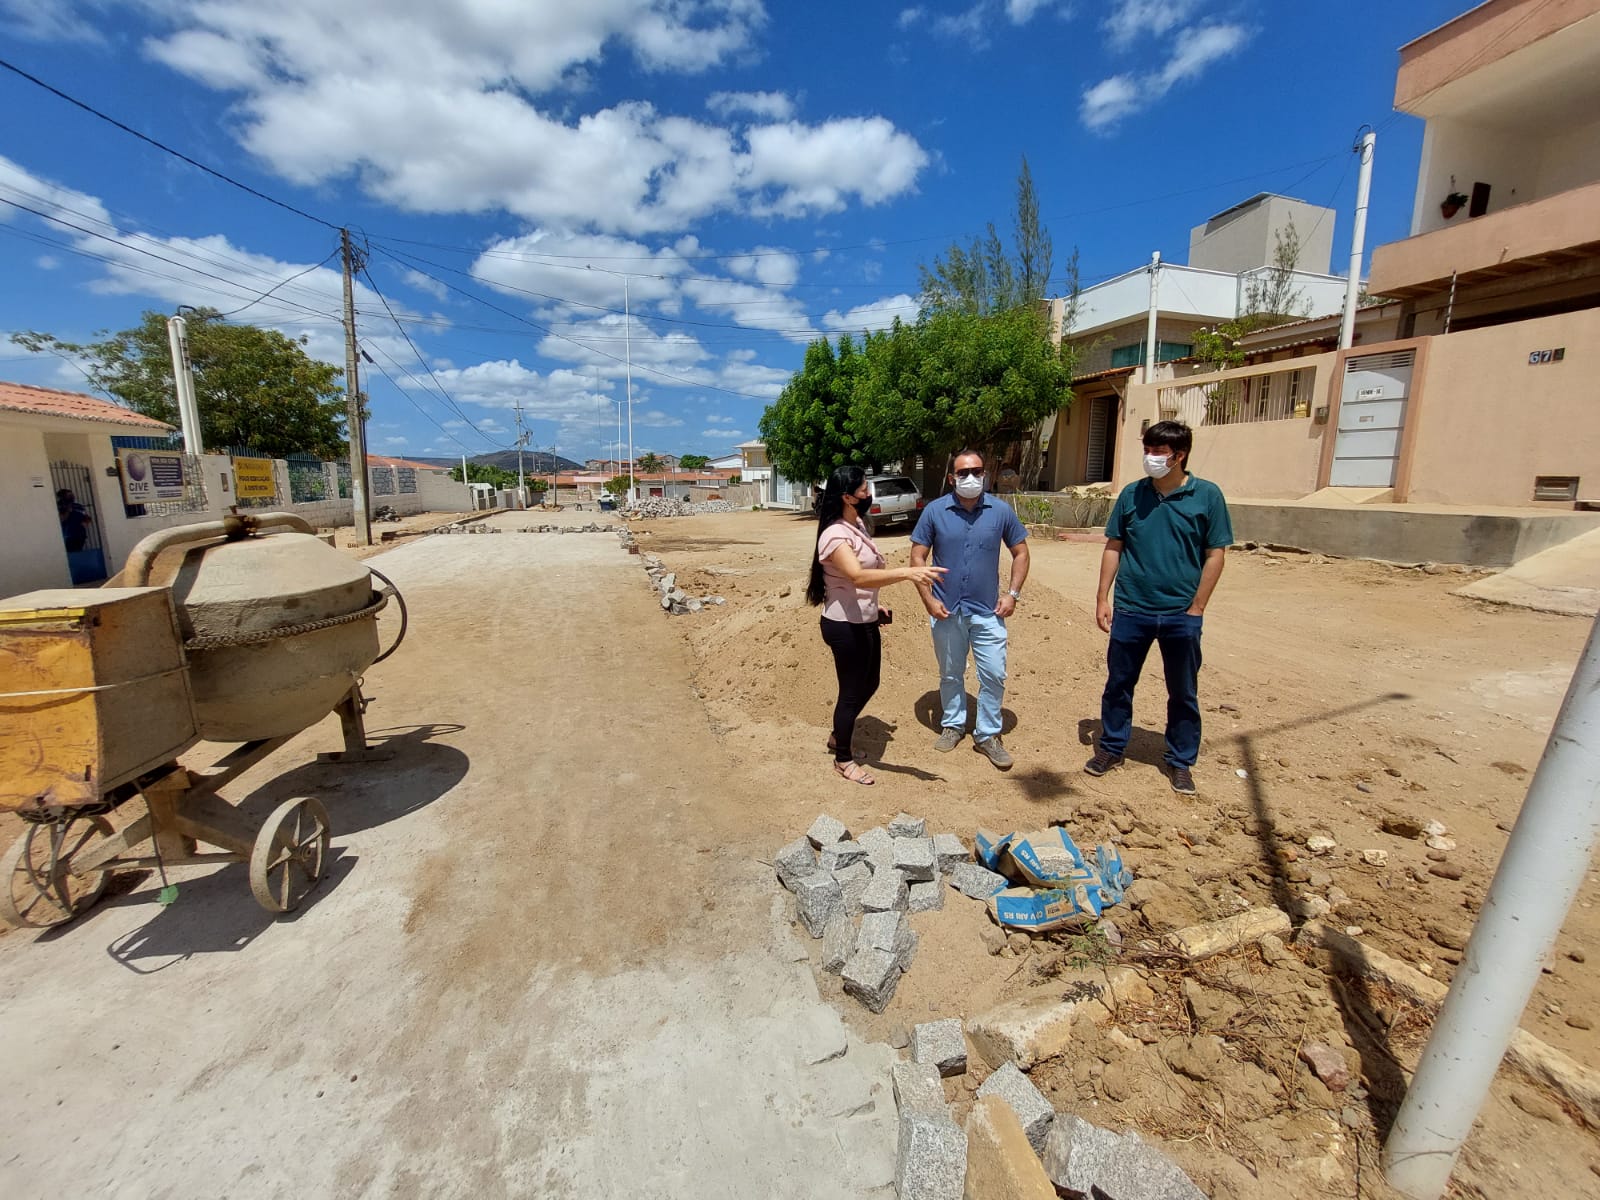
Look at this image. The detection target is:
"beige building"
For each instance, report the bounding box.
[1093,0,1600,516]
[1040,192,1351,492]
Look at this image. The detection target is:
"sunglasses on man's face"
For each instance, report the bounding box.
[954,468,983,478]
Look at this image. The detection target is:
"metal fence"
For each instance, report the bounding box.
[286,453,329,503]
[108,435,209,516]
[1157,365,1312,428]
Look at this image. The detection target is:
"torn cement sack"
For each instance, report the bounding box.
[975,827,1134,933]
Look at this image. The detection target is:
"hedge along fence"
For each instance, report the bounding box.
[1002,490,1117,530]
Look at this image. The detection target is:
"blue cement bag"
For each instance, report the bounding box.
[975,826,1135,933]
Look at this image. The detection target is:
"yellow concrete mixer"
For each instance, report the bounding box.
[0,511,406,928]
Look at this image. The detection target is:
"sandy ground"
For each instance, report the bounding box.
[0,513,900,1198]
[636,508,1600,1198]
[5,504,1598,1198]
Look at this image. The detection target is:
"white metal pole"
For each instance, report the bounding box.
[1339,130,1376,351]
[462,452,471,509]
[165,316,204,456]
[1382,611,1600,1198]
[1142,252,1161,386]
[625,275,635,503]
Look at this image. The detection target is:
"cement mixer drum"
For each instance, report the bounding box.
[125,518,384,742]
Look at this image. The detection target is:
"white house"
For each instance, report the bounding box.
[0,381,180,597]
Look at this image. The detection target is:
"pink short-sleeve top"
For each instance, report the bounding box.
[817,519,886,623]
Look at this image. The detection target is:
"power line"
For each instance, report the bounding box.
[0,56,339,231]
[0,200,342,323]
[216,248,341,318]
[358,346,478,456]
[358,260,506,449]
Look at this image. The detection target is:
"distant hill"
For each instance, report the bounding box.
[407,451,586,473]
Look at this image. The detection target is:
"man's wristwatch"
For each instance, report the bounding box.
[1007,589,1022,600]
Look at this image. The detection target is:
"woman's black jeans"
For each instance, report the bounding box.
[820,616,881,763]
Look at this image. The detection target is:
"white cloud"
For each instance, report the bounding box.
[1102,0,1199,49]
[1081,21,1250,131]
[0,155,113,230]
[0,0,103,41]
[722,247,801,288]
[703,427,744,438]
[932,4,988,42]
[36,255,60,270]
[1079,75,1142,131]
[401,269,450,301]
[38,0,926,236]
[706,90,794,121]
[680,275,811,340]
[469,230,689,314]
[820,293,920,334]
[382,436,408,446]
[1005,0,1068,23]
[898,7,925,28]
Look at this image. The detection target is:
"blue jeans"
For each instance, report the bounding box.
[930,612,1008,741]
[1099,610,1203,768]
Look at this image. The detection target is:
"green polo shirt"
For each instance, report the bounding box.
[1104,474,1234,614]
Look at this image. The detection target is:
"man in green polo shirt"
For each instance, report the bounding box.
[1086,420,1232,795]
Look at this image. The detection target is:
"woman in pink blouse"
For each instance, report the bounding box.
[807,466,946,784]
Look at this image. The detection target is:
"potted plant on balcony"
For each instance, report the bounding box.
[1440,191,1469,220]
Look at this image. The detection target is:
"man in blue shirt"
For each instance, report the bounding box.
[1088,421,1232,796]
[909,449,1030,770]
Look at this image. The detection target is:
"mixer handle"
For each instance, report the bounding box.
[367,566,408,665]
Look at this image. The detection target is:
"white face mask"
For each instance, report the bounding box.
[954,473,985,498]
[1143,453,1173,480]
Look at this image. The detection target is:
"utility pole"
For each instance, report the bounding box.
[1339,129,1376,350]
[1143,251,1161,386]
[165,314,204,456]
[341,228,372,547]
[624,275,635,501]
[513,399,528,508]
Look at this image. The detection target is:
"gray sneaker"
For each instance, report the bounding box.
[933,727,963,753]
[974,736,1013,770]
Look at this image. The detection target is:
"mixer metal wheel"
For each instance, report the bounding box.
[0,815,114,929]
[248,797,331,914]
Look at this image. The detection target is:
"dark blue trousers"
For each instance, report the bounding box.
[1098,609,1204,768]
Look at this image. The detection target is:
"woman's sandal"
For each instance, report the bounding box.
[833,760,874,785]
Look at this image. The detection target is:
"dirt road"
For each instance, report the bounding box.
[637,508,1600,1198]
[0,513,898,1198]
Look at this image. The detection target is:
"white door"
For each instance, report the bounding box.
[1330,351,1414,488]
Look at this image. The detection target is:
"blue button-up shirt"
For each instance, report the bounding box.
[909,492,1028,615]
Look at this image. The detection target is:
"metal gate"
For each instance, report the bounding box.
[1330,350,1415,488]
[1085,397,1112,483]
[48,460,107,584]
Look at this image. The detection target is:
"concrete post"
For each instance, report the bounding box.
[1383,611,1600,1197]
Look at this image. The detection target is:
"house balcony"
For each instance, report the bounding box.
[1366,181,1600,300]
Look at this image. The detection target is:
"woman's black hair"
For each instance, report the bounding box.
[806,465,868,606]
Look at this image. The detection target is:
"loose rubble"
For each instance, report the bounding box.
[633,548,728,615]
[622,496,738,518]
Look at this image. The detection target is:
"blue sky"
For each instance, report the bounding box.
[0,1,1466,464]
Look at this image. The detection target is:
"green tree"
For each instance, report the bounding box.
[12,308,348,458]
[854,307,1074,467]
[678,453,709,469]
[919,155,1072,317]
[637,451,664,473]
[758,334,881,483]
[603,474,632,495]
[449,461,520,489]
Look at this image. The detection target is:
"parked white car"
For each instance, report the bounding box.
[864,474,924,532]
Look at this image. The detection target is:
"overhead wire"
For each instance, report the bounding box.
[0,56,338,231]
[357,260,508,449]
